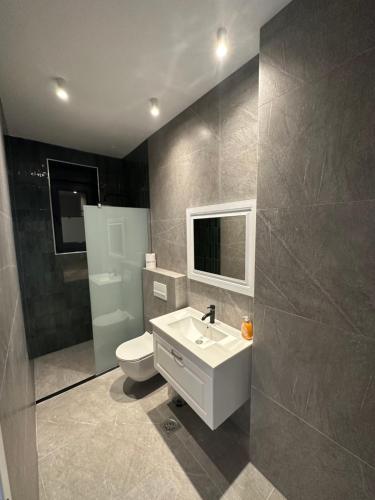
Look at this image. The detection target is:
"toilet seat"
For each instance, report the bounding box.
[116,332,153,362]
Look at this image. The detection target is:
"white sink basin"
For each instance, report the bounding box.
[168,316,228,349]
[151,307,251,369]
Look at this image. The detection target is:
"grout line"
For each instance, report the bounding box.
[252,386,375,473]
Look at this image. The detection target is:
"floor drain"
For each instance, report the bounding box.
[195,339,204,345]
[161,417,181,434]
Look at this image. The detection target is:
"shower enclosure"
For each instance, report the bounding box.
[84,205,150,374]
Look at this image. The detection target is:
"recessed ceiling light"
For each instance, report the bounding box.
[149,98,160,117]
[216,27,228,60]
[55,78,69,102]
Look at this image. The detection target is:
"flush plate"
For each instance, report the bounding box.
[153,281,167,301]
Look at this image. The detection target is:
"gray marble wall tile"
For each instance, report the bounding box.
[0,300,38,500]
[149,146,220,222]
[219,57,259,202]
[259,0,375,105]
[255,202,375,338]
[0,266,19,375]
[0,133,11,216]
[187,280,252,331]
[148,57,258,310]
[0,125,38,499]
[258,48,375,209]
[253,0,375,497]
[250,388,375,500]
[143,268,187,332]
[148,89,220,172]
[148,58,259,436]
[253,302,375,467]
[220,143,258,203]
[148,57,258,230]
[151,218,187,274]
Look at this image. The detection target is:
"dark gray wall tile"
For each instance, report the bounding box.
[151,218,187,274]
[258,48,375,209]
[259,0,375,105]
[253,302,375,467]
[0,215,15,269]
[253,0,375,497]
[255,203,375,338]
[187,280,252,331]
[219,58,259,202]
[148,58,258,435]
[0,134,11,216]
[0,300,38,500]
[0,126,38,499]
[251,389,375,500]
[142,268,187,332]
[149,57,258,320]
[0,266,19,372]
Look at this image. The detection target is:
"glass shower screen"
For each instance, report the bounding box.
[84,206,150,374]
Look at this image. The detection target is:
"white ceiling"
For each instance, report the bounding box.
[0,0,290,158]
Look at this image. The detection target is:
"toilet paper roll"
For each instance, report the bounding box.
[145,253,156,269]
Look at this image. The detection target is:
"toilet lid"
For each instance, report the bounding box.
[116,332,153,361]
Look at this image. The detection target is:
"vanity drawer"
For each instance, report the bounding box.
[154,335,210,416]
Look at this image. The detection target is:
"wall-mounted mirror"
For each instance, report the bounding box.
[187,200,256,296]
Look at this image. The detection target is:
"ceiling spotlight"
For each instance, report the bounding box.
[216,27,228,60]
[55,78,69,101]
[149,98,160,117]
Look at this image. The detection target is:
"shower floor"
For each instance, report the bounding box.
[34,340,95,400]
[36,368,285,500]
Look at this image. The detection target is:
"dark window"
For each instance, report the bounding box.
[48,160,99,253]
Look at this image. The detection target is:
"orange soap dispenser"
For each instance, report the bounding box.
[241,315,253,341]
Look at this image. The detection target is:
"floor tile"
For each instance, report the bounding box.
[37,368,284,500]
[34,340,95,400]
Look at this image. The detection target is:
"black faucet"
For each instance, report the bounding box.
[201,305,215,324]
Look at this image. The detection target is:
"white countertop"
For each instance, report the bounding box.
[150,307,252,369]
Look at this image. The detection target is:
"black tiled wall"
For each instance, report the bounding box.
[5,136,149,358]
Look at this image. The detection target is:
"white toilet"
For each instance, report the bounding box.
[116,332,157,382]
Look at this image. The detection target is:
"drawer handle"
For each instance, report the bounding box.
[171,349,183,363]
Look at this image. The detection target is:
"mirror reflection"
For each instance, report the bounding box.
[194,215,246,281]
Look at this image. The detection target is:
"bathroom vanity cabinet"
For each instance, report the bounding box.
[151,307,251,430]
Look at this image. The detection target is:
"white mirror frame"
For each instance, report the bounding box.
[186,200,256,297]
